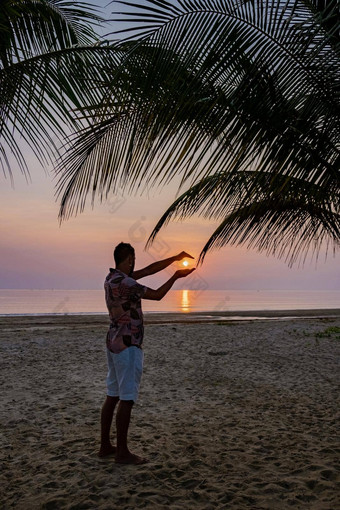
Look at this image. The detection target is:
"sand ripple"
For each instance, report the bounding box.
[0,315,339,509]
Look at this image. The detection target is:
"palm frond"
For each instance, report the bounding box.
[57,1,339,198]
[146,170,339,265]
[301,0,340,56]
[54,0,340,263]
[199,198,339,266]
[0,0,107,177]
[0,0,104,66]
[56,26,339,218]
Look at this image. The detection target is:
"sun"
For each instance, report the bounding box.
[182,260,189,267]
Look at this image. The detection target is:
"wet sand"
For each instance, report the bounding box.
[1,312,339,509]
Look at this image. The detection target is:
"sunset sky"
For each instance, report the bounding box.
[1,156,339,291]
[0,1,339,292]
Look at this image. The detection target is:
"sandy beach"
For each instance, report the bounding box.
[1,312,339,509]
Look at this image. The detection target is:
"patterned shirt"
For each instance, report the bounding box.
[104,268,148,354]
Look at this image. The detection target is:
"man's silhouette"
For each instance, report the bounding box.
[99,242,195,464]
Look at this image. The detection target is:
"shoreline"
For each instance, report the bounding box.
[0,308,339,326]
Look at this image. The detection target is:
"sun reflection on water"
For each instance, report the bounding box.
[181,289,191,312]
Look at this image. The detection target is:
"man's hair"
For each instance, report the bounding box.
[114,242,135,265]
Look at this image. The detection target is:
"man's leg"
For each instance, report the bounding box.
[115,400,147,464]
[98,395,119,457]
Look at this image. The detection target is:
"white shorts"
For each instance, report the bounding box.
[106,347,144,403]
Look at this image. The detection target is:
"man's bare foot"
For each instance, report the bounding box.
[115,452,148,465]
[98,444,117,458]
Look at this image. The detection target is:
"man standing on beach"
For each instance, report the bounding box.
[99,242,195,464]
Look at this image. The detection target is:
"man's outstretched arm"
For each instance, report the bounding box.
[132,251,194,280]
[143,268,195,300]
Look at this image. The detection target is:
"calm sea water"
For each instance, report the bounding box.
[0,289,339,315]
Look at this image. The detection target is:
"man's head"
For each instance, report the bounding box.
[114,242,135,275]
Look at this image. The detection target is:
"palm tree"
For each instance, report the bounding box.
[0,0,113,180]
[56,1,339,264]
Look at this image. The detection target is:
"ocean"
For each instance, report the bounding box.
[0,289,339,316]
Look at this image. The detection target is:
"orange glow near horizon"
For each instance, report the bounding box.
[1,173,339,291]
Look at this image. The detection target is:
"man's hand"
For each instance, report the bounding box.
[133,252,194,280]
[174,268,195,279]
[144,267,196,300]
[175,251,195,261]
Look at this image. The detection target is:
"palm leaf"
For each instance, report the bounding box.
[55,0,340,263]
[0,0,103,66]
[0,0,106,178]
[56,27,339,213]
[146,170,339,264]
[199,199,339,266]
